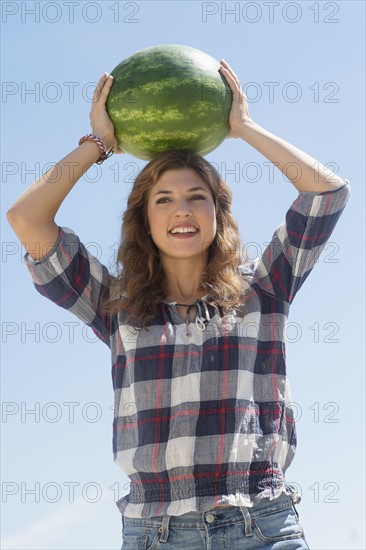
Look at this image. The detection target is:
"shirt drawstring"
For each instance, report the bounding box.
[185,305,194,337]
[168,300,212,336]
[194,301,208,332]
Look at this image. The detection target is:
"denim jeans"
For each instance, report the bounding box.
[121,493,310,549]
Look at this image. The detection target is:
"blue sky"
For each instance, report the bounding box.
[1,1,365,548]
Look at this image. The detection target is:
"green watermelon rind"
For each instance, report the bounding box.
[106,44,232,160]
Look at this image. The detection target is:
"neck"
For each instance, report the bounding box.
[162,256,207,303]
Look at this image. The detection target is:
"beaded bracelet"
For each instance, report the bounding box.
[78,133,114,165]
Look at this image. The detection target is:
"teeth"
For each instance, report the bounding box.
[171,227,197,234]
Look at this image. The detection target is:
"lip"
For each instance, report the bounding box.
[169,232,198,239]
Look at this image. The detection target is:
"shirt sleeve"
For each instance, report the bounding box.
[248,180,351,304]
[23,226,111,347]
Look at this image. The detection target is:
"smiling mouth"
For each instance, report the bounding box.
[169,226,199,235]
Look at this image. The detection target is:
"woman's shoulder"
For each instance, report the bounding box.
[238,260,258,280]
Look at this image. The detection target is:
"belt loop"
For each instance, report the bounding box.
[121,514,125,531]
[239,506,253,537]
[158,515,170,543]
[287,483,302,504]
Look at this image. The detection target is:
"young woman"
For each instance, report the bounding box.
[7,60,350,549]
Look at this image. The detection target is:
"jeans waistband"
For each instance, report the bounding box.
[122,492,299,542]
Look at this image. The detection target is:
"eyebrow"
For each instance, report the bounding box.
[153,186,209,197]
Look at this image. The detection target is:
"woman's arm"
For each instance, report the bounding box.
[7,142,103,260]
[219,59,346,192]
[6,73,123,261]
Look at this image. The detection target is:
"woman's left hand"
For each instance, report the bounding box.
[219,59,253,138]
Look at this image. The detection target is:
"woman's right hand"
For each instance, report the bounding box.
[89,73,125,154]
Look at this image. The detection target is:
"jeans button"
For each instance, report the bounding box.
[206,513,215,523]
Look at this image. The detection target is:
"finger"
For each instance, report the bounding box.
[219,66,240,93]
[220,59,239,79]
[219,66,240,88]
[219,60,241,87]
[92,73,108,95]
[92,73,111,103]
[97,75,114,104]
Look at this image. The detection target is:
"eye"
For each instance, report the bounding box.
[156,195,206,204]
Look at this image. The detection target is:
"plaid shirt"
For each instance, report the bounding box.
[24,181,350,519]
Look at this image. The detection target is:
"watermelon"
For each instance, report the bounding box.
[106,44,232,160]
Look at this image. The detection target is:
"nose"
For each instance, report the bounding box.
[173,198,193,217]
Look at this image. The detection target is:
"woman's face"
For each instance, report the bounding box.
[146,168,217,263]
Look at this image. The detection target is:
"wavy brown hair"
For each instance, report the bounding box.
[102,149,245,328]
